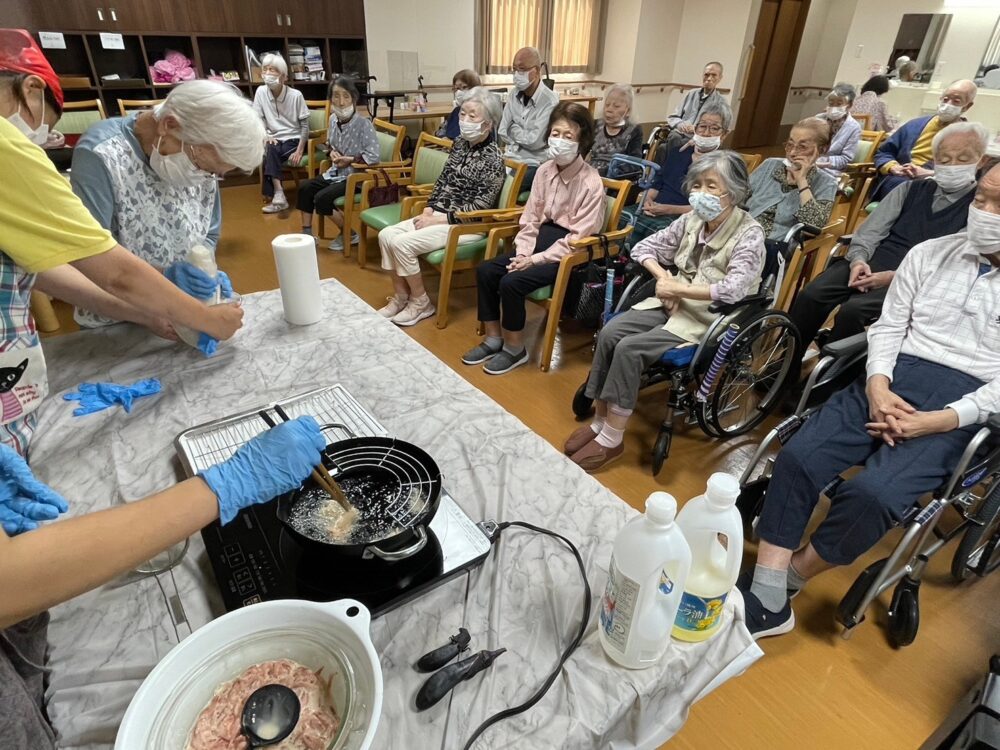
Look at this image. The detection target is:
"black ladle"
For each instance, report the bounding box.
[241,684,301,748]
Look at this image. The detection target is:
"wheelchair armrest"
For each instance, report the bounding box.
[819,331,868,360]
[783,222,823,245]
[837,234,853,246]
[708,293,769,315]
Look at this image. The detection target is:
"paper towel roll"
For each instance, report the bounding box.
[272,233,322,325]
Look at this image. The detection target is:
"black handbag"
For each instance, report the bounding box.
[564,234,614,328]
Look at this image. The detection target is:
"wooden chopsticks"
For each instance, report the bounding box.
[258,407,353,513]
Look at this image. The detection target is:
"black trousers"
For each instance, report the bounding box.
[262,139,299,196]
[296,176,348,216]
[476,222,569,331]
[788,258,889,353]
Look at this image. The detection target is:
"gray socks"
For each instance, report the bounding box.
[484,336,503,352]
[502,342,525,356]
[750,564,788,612]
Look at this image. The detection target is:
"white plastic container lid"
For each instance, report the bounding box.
[705,472,741,509]
[645,491,678,525]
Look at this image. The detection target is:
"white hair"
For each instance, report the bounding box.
[155,80,266,171]
[261,53,287,77]
[605,83,634,111]
[462,86,502,128]
[932,121,990,156]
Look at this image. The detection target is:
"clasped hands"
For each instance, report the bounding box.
[864,376,958,447]
[847,261,894,293]
[889,162,933,179]
[655,275,684,314]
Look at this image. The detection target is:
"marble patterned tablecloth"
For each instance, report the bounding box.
[31,279,762,750]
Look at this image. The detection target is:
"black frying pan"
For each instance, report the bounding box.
[275,422,442,562]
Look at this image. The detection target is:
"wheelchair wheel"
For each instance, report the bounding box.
[572,382,594,419]
[836,557,887,629]
[651,429,671,476]
[951,480,1000,581]
[886,577,921,648]
[698,311,800,437]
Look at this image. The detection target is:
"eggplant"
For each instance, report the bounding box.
[415,648,506,711]
[415,627,471,672]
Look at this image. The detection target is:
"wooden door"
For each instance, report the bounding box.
[37,0,105,31]
[230,0,286,35]
[310,0,366,36]
[185,1,234,33]
[731,0,811,148]
[121,0,192,32]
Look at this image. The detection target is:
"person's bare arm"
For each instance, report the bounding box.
[70,245,243,340]
[35,265,176,339]
[0,478,218,629]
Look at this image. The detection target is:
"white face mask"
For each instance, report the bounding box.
[333,104,355,121]
[8,98,49,146]
[513,71,531,92]
[459,119,486,141]
[454,89,470,108]
[934,164,978,192]
[688,190,728,221]
[966,204,1000,252]
[692,134,721,151]
[547,136,578,166]
[263,73,280,87]
[937,101,963,122]
[826,106,847,120]
[149,137,211,188]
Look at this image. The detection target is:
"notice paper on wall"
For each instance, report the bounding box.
[39,32,66,50]
[100,33,125,50]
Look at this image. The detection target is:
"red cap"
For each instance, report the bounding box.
[0,29,64,108]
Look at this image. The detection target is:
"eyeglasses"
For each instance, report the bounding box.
[784,140,815,154]
[695,124,724,135]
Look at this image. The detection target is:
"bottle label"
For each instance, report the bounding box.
[658,570,674,595]
[600,555,640,652]
[674,591,728,634]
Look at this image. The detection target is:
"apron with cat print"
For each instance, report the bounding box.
[0,253,48,456]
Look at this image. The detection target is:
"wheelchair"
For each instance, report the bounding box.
[606,153,662,246]
[736,332,1000,648]
[571,224,818,476]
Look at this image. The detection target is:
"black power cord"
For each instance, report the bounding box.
[461,521,592,750]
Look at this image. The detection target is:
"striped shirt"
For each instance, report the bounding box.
[867,232,1000,427]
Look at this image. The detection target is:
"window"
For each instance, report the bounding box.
[477,0,604,74]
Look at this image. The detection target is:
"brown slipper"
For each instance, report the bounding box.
[570,440,624,472]
[564,425,598,455]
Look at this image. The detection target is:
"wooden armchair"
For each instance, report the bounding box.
[837,129,886,233]
[117,98,164,116]
[318,118,408,249]
[388,159,528,329]
[56,99,107,136]
[355,132,453,267]
[739,152,763,173]
[482,177,633,372]
[774,216,848,312]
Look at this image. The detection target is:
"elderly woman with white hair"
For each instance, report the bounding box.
[254,53,309,213]
[377,87,506,326]
[587,83,642,176]
[563,150,765,472]
[70,79,265,328]
[814,82,861,179]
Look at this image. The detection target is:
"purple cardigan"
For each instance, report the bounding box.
[817,113,861,178]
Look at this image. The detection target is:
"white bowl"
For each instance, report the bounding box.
[115,599,382,750]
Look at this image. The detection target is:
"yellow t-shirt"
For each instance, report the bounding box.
[0,117,117,273]
[908,115,946,167]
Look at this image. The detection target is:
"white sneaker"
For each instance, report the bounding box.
[262,197,289,213]
[377,295,408,318]
[328,231,360,251]
[391,295,435,327]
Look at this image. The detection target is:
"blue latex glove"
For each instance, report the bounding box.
[0,443,69,535]
[165,263,233,300]
[199,415,326,524]
[197,332,218,357]
[63,378,162,416]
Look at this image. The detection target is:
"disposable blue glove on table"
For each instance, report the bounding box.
[199,415,326,524]
[165,261,233,300]
[63,378,162,416]
[0,443,69,535]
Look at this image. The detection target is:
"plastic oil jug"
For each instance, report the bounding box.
[175,244,221,349]
[599,492,691,669]
[672,472,743,642]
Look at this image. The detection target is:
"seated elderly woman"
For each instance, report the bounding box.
[851,75,897,133]
[70,80,264,328]
[746,118,836,241]
[814,82,861,179]
[587,83,642,177]
[378,88,506,327]
[436,69,481,140]
[254,53,308,214]
[297,77,380,251]
[627,99,732,244]
[563,151,765,472]
[462,102,605,375]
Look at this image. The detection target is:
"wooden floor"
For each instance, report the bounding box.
[48,183,1000,749]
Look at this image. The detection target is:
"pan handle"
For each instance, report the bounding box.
[319,422,356,439]
[364,526,428,561]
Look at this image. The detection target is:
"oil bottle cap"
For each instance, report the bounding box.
[706,472,740,510]
[645,492,678,525]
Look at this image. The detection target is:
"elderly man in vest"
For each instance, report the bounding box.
[739,162,1000,640]
[789,122,989,363]
[870,79,977,201]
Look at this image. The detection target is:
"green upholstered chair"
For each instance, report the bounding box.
[839,129,886,233]
[481,177,633,372]
[55,99,107,135]
[286,100,330,180]
[356,132,453,268]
